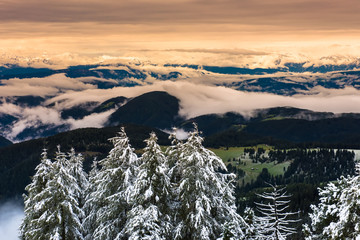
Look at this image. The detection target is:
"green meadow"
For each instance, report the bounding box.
[211,146,291,185]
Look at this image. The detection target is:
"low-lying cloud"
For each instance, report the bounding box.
[44,80,360,119]
[163,128,189,140]
[66,110,116,130]
[0,102,116,142]
[0,201,23,240]
[3,78,360,141]
[0,74,100,97]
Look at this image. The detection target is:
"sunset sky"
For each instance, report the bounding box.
[2,0,360,142]
[1,0,360,64]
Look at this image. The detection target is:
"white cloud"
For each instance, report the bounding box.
[163,128,189,140]
[1,105,64,141]
[175,128,189,140]
[3,74,360,141]
[0,102,115,141]
[67,109,116,130]
[0,103,23,116]
[42,80,360,120]
[167,83,360,118]
[0,74,98,97]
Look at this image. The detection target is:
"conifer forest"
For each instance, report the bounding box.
[19,125,360,240]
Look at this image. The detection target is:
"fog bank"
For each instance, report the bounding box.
[0,201,23,240]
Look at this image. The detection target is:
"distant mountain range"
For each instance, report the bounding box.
[223,70,360,95]
[2,62,360,80]
[2,63,360,96]
[168,62,360,74]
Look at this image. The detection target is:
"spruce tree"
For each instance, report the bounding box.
[20,149,54,240]
[88,128,139,240]
[67,149,89,239]
[83,159,99,240]
[173,124,246,240]
[304,162,360,239]
[21,147,84,240]
[123,132,172,240]
[165,127,183,184]
[68,148,89,208]
[47,147,84,240]
[243,207,257,239]
[254,183,299,240]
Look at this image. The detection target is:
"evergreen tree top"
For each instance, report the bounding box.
[100,127,138,169]
[305,162,360,239]
[108,127,129,145]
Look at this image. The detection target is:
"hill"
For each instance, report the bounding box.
[60,96,128,120]
[180,112,247,136]
[0,136,12,147]
[107,91,183,129]
[204,117,360,148]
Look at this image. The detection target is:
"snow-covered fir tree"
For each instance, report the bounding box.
[304,162,360,239]
[164,127,184,235]
[123,132,173,240]
[83,159,99,240]
[20,149,54,240]
[22,127,253,240]
[86,127,139,240]
[173,124,247,240]
[254,183,298,240]
[243,207,257,239]
[21,147,85,240]
[165,127,183,185]
[68,148,89,208]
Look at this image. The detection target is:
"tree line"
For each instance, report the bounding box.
[20,125,360,239]
[21,125,247,240]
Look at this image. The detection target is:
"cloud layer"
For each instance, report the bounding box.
[2,67,360,141]
[42,80,360,119]
[0,102,115,141]
[0,74,99,97]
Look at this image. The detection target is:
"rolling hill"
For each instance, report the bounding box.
[107,91,183,129]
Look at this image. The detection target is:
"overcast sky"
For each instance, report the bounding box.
[0,0,359,59]
[1,0,359,29]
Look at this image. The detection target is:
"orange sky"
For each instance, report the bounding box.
[0,0,360,62]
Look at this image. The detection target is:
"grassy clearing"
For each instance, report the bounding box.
[160,145,291,185]
[262,116,286,121]
[238,159,291,185]
[211,145,272,161]
[211,146,291,185]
